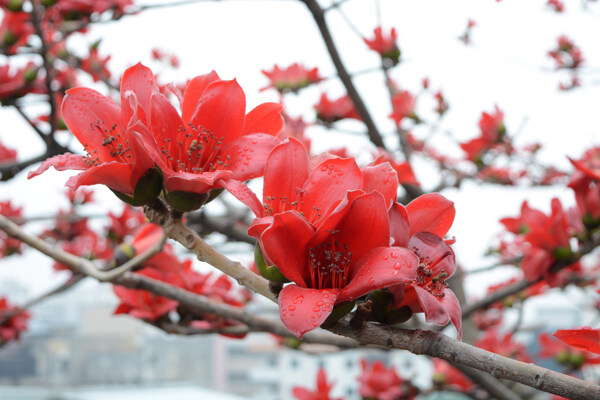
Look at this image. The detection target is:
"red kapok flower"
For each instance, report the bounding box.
[364,26,401,64]
[292,368,342,400]
[432,359,473,392]
[314,93,361,123]
[475,329,532,362]
[132,63,283,209]
[28,63,159,204]
[539,331,600,368]
[0,297,30,344]
[358,359,408,400]
[389,90,417,125]
[260,190,418,337]
[390,232,462,339]
[0,138,17,163]
[554,327,600,355]
[261,63,322,93]
[547,0,565,12]
[113,267,180,321]
[230,138,398,241]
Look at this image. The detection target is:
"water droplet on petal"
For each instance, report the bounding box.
[393,262,402,270]
[288,305,296,311]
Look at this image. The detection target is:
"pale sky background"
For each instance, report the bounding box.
[1,0,599,320]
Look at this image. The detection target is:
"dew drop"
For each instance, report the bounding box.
[393,262,402,270]
[368,277,375,285]
[288,305,296,311]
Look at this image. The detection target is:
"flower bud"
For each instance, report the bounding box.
[165,190,209,212]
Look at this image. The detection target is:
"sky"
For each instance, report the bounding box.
[1,0,599,324]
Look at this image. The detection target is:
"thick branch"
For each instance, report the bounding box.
[450,362,523,400]
[329,321,600,400]
[301,0,386,149]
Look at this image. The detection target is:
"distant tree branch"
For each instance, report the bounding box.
[302,0,387,149]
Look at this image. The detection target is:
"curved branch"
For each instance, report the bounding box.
[301,0,387,149]
[328,321,600,400]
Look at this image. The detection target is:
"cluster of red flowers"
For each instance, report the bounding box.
[0,0,133,128]
[228,137,461,338]
[547,35,584,91]
[0,296,30,345]
[30,63,283,211]
[112,224,251,335]
[292,359,418,400]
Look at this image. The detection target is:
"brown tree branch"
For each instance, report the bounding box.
[301,0,387,149]
[450,362,523,400]
[3,212,600,398]
[328,321,600,400]
[144,205,276,302]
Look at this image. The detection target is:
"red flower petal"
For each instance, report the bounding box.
[389,202,409,248]
[28,153,89,179]
[219,178,263,217]
[440,288,462,340]
[120,62,159,128]
[339,247,418,303]
[411,285,450,325]
[66,162,134,193]
[301,157,363,226]
[162,169,233,194]
[182,70,221,124]
[150,92,185,146]
[189,79,246,148]
[247,216,273,239]
[242,102,284,136]
[406,193,455,238]
[260,211,315,287]
[62,87,121,162]
[362,162,398,208]
[408,232,456,276]
[554,328,600,354]
[263,138,310,213]
[329,191,390,264]
[218,133,281,181]
[278,284,339,338]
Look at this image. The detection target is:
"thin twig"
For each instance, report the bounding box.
[462,231,600,318]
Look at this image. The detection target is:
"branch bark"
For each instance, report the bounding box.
[329,321,600,400]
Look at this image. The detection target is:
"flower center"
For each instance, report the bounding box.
[412,248,452,298]
[88,119,130,165]
[159,123,229,173]
[308,235,352,289]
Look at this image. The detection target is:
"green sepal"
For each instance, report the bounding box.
[6,0,23,12]
[113,243,135,268]
[205,188,224,205]
[322,300,355,326]
[165,190,209,212]
[254,244,289,283]
[110,168,163,207]
[382,305,413,324]
[282,336,302,350]
[383,48,401,64]
[569,353,585,369]
[366,289,394,323]
[552,246,573,260]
